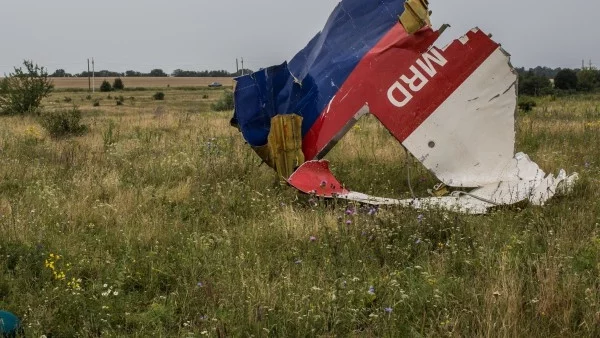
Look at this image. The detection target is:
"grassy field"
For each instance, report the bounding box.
[0,87,599,337]
[47,77,235,90]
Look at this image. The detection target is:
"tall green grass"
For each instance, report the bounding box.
[0,90,599,336]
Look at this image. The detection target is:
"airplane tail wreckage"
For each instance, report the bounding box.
[231,0,578,214]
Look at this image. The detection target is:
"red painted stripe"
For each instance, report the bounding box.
[302,26,499,160]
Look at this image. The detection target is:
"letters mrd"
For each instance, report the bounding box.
[387,49,448,108]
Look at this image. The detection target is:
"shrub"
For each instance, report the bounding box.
[0,60,54,115]
[153,92,165,100]
[113,78,124,90]
[93,100,100,107]
[211,90,234,111]
[38,107,87,137]
[63,97,72,103]
[100,80,112,92]
[518,96,537,112]
[102,120,118,150]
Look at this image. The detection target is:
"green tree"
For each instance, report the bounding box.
[0,60,54,115]
[125,70,142,77]
[50,69,71,77]
[0,78,8,95]
[553,69,578,90]
[100,80,112,92]
[577,69,599,91]
[113,78,124,90]
[149,69,168,77]
[519,71,553,96]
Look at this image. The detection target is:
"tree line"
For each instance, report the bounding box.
[516,67,600,96]
[36,65,600,96]
[49,68,253,78]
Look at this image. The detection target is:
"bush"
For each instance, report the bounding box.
[113,78,124,90]
[211,90,234,111]
[153,92,165,100]
[518,96,537,112]
[93,100,100,107]
[0,60,54,115]
[38,107,87,137]
[100,80,112,92]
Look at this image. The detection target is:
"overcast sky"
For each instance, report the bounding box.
[0,0,597,75]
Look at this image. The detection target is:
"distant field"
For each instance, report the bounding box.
[47,77,235,89]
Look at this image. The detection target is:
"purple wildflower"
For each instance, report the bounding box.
[345,208,354,215]
[368,286,375,295]
[368,207,377,216]
[197,282,204,287]
[417,214,424,222]
[384,307,393,313]
[345,220,352,225]
[295,260,302,264]
[309,236,317,242]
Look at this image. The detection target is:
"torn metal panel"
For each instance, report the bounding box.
[289,159,578,215]
[400,42,518,187]
[232,0,578,214]
[232,0,415,158]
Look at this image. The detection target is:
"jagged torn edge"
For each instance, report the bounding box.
[287,28,579,215]
[289,157,579,215]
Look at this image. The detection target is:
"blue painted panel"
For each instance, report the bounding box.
[233,0,406,147]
